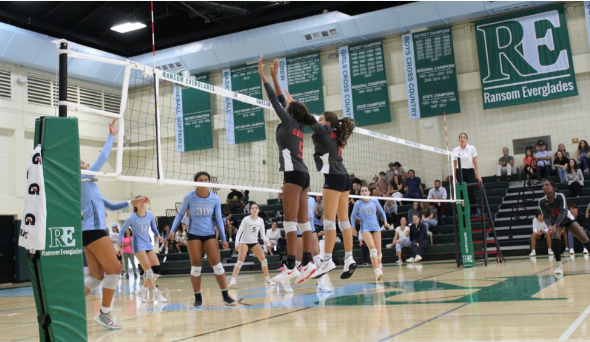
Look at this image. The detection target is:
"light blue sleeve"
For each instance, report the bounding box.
[350,201,360,232]
[214,196,226,242]
[103,198,129,211]
[375,200,387,223]
[83,134,114,179]
[171,195,189,233]
[150,213,159,237]
[119,215,133,244]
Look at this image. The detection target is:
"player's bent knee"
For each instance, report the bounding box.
[261,259,268,267]
[370,248,378,258]
[84,276,102,291]
[235,261,243,269]
[213,263,225,275]
[102,274,119,290]
[191,266,202,277]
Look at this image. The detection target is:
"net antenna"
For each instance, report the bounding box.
[57,41,461,205]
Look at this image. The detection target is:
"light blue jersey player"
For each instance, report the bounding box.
[349,186,390,281]
[170,171,235,307]
[119,212,160,253]
[307,196,317,233]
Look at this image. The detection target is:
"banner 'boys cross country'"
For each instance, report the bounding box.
[175,74,213,152]
[475,4,577,110]
[223,65,266,145]
[402,27,460,119]
[339,40,391,127]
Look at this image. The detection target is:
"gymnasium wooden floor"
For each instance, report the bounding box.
[2,256,590,342]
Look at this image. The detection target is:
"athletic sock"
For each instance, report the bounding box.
[345,251,352,259]
[100,306,111,315]
[194,292,202,302]
[313,255,321,266]
[323,253,332,261]
[552,239,561,262]
[265,276,271,281]
[286,256,296,270]
[301,252,312,266]
[295,260,302,268]
[221,289,230,299]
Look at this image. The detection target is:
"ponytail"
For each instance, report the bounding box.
[322,111,355,148]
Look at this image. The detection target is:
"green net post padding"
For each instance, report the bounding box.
[29,117,87,342]
[455,182,476,268]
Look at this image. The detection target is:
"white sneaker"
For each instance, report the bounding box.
[584,248,589,254]
[152,290,168,302]
[375,268,383,281]
[272,267,300,283]
[340,256,357,279]
[395,260,403,265]
[265,278,276,286]
[228,279,237,289]
[414,255,423,263]
[529,250,536,256]
[94,311,121,330]
[313,259,336,279]
[386,243,393,249]
[554,264,563,275]
[136,287,148,303]
[281,279,293,293]
[316,278,333,293]
[295,263,317,284]
[406,257,415,263]
[548,249,554,256]
[569,248,575,255]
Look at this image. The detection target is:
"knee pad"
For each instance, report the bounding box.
[378,253,382,259]
[145,270,154,279]
[339,220,352,231]
[283,221,297,233]
[235,261,243,269]
[191,266,202,277]
[102,274,119,290]
[84,276,102,291]
[297,222,311,233]
[370,248,378,258]
[261,259,268,267]
[152,265,161,275]
[213,263,225,275]
[323,219,336,231]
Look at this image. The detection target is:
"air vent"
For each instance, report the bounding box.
[27,77,52,106]
[0,69,11,100]
[79,87,103,110]
[304,27,339,41]
[104,93,121,113]
[156,60,185,73]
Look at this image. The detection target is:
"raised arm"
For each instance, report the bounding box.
[259,56,292,123]
[270,59,286,108]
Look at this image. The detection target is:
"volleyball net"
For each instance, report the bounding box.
[57,41,461,206]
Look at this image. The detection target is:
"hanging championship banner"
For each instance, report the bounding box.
[475,4,577,109]
[339,40,391,127]
[175,74,213,152]
[402,27,460,119]
[585,2,590,51]
[222,65,266,145]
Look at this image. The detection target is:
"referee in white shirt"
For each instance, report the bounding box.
[453,133,482,215]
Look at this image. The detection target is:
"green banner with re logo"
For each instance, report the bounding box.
[475,4,577,109]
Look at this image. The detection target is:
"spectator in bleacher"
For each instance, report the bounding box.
[175,225,188,252]
[166,225,178,253]
[386,162,396,182]
[375,171,392,199]
[529,210,553,256]
[577,140,590,172]
[384,200,398,226]
[566,159,584,198]
[392,162,407,180]
[554,150,569,183]
[555,143,570,159]
[315,195,323,219]
[407,202,422,225]
[403,170,424,199]
[388,217,410,265]
[349,182,361,215]
[223,212,236,242]
[390,174,405,198]
[497,147,514,182]
[567,203,589,255]
[349,173,362,190]
[453,133,482,215]
[427,180,447,219]
[421,202,438,231]
[226,189,244,213]
[535,140,551,183]
[522,148,537,186]
[369,174,379,190]
[241,190,250,213]
[407,214,429,263]
[160,225,171,254]
[265,222,281,255]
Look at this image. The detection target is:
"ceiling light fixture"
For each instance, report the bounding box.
[111,22,146,33]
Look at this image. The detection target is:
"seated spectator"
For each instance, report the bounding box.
[427,180,447,219]
[349,173,362,190]
[369,174,379,190]
[166,226,178,253]
[226,189,244,212]
[375,171,392,203]
[386,162,395,182]
[554,143,570,159]
[535,140,551,183]
[241,190,250,213]
[403,170,424,199]
[407,202,421,225]
[522,148,537,186]
[160,225,171,254]
[315,195,324,220]
[174,225,188,252]
[390,174,405,198]
[265,222,281,255]
[407,214,429,263]
[577,140,590,172]
[224,212,236,242]
[392,161,407,180]
[497,147,514,182]
[529,210,552,256]
[554,150,569,183]
[567,203,589,255]
[421,202,438,231]
[565,159,584,197]
[383,200,398,226]
[390,217,410,265]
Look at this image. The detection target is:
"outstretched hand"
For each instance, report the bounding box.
[130,196,150,207]
[109,119,118,136]
[258,55,267,83]
[270,59,279,79]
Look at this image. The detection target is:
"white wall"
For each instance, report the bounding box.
[2,2,590,220]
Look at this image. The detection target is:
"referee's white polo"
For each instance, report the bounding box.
[453,144,477,169]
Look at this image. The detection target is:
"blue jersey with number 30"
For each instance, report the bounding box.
[119,212,159,252]
[171,191,225,241]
